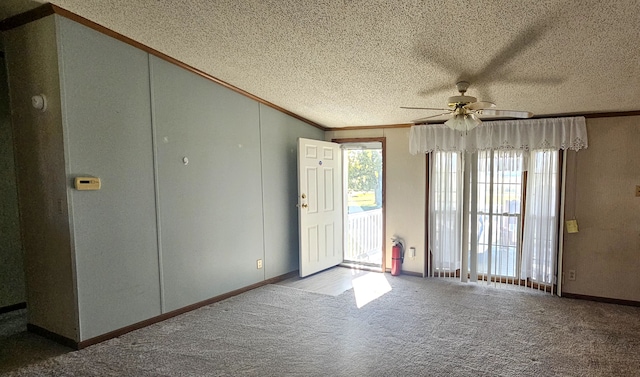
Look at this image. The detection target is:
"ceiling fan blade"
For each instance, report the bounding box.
[492,75,565,86]
[479,109,533,118]
[401,106,451,111]
[417,82,456,97]
[474,12,558,81]
[414,43,467,78]
[412,112,453,123]
[465,101,496,111]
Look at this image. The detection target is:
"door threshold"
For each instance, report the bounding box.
[339,262,383,273]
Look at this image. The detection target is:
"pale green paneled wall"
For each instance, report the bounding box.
[57,17,161,340]
[259,105,324,279]
[151,56,266,312]
[0,49,26,309]
[5,14,323,341]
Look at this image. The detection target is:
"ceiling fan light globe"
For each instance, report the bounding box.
[465,113,482,129]
[444,114,465,131]
[445,113,481,132]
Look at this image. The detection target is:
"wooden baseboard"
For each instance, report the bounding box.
[27,324,78,349]
[400,270,424,277]
[0,302,27,314]
[562,292,640,307]
[76,271,298,349]
[384,268,423,277]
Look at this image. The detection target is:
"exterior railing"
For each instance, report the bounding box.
[345,208,382,262]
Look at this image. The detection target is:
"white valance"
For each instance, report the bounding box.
[409,116,588,154]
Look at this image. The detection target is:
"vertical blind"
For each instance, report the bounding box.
[419,117,588,291]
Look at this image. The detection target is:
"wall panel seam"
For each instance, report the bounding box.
[258,104,267,280]
[148,55,165,313]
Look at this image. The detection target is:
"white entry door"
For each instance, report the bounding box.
[298,138,343,277]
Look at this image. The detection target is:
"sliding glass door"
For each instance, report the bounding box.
[430,149,560,290]
[471,150,524,281]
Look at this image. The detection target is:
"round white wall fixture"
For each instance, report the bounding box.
[31,94,47,112]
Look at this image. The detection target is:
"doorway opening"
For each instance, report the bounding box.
[334,139,385,270]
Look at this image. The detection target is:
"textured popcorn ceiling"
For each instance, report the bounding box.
[3,0,640,128]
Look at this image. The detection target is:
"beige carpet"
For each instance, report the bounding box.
[3,275,640,376]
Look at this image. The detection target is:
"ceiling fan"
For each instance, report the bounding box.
[401,81,533,132]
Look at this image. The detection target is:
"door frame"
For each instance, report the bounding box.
[332,137,386,272]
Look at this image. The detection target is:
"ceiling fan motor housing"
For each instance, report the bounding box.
[448,95,477,108]
[455,81,470,93]
[448,81,475,108]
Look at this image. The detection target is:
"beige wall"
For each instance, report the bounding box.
[5,16,79,340]
[326,127,426,275]
[329,117,640,303]
[562,116,640,302]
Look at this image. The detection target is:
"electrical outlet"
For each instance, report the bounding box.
[410,247,416,258]
[257,259,263,269]
[568,269,576,281]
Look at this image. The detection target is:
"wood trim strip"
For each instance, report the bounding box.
[1,4,326,131]
[5,6,639,132]
[27,323,78,350]
[336,124,413,131]
[75,271,298,349]
[387,269,423,277]
[48,6,327,131]
[562,292,640,307]
[424,153,430,277]
[0,302,26,314]
[50,5,327,131]
[381,138,387,272]
[0,4,55,31]
[338,111,640,130]
[547,110,640,119]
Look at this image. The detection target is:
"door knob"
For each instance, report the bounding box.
[301,203,308,208]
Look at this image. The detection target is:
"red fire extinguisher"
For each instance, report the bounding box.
[391,237,404,276]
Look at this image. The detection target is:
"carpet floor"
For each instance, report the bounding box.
[3,274,640,376]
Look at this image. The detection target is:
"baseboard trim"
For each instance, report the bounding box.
[384,268,423,277]
[76,271,298,349]
[0,302,26,314]
[399,270,424,277]
[562,292,640,307]
[27,323,78,349]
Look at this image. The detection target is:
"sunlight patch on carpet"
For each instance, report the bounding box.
[351,272,391,308]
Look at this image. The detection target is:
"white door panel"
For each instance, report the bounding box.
[298,138,343,277]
